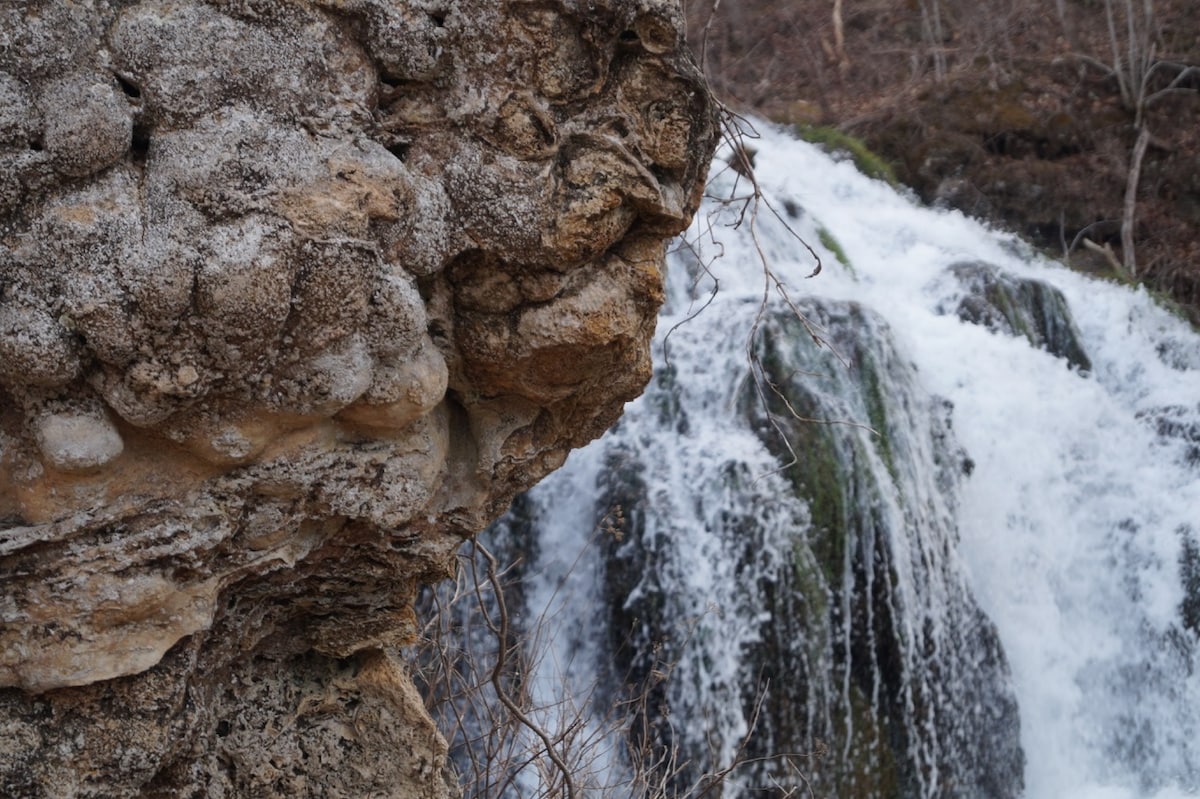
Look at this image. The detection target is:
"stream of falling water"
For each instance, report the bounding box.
[488,122,1200,798]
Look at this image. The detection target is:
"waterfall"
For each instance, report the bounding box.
[425,123,1200,799]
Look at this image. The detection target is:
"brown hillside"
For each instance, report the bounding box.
[688,0,1200,319]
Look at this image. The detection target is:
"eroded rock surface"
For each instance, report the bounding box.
[0,0,717,794]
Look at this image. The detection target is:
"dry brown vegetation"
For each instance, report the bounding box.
[686,0,1200,319]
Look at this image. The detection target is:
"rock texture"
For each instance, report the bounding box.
[934,261,1092,372]
[0,0,717,795]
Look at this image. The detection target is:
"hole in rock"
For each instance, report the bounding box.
[131,124,151,162]
[650,164,674,185]
[116,75,141,99]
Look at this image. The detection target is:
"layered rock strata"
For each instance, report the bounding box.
[0,0,717,794]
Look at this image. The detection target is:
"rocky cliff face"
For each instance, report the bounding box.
[0,1,717,794]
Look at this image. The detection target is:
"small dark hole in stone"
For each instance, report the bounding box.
[386,142,409,162]
[131,125,151,159]
[380,75,403,88]
[429,11,446,26]
[28,136,43,152]
[619,29,639,41]
[116,76,141,99]
[216,720,231,737]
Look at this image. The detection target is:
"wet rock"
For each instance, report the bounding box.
[740,300,1024,799]
[936,261,1092,371]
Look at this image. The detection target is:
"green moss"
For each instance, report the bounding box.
[983,281,1033,339]
[857,355,898,485]
[817,224,855,276]
[791,543,831,623]
[744,313,900,588]
[796,125,899,186]
[744,322,850,586]
[820,682,902,799]
[795,426,850,584]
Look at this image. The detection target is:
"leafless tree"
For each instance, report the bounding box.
[1070,0,1200,276]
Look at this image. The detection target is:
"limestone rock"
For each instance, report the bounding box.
[0,0,717,795]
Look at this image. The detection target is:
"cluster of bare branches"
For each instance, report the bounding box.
[669,106,883,486]
[408,528,818,799]
[1069,0,1200,276]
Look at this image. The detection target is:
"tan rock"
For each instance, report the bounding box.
[0,0,717,794]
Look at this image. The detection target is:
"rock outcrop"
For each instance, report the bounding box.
[933,261,1092,372]
[0,0,717,794]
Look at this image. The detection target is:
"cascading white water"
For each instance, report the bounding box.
[498,122,1200,798]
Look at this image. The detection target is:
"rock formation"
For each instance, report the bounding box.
[0,0,717,794]
[934,261,1092,372]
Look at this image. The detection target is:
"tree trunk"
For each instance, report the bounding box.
[1122,125,1151,277]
